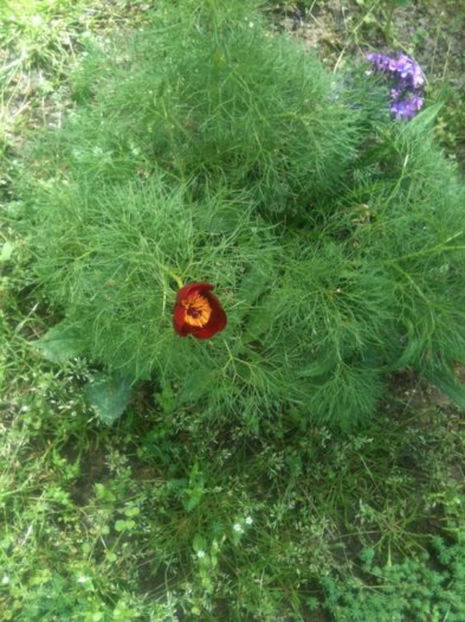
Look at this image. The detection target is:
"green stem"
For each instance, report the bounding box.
[384,234,465,264]
[166,270,184,289]
[384,1,395,44]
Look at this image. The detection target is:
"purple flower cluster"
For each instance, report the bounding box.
[366,52,425,120]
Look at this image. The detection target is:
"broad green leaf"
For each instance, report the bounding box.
[407,102,444,132]
[184,487,204,512]
[0,241,14,262]
[192,534,206,553]
[33,322,85,364]
[114,519,136,532]
[85,372,134,425]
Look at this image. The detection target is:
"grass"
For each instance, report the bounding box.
[1,0,465,620]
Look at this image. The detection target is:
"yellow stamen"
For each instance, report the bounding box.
[182,294,212,327]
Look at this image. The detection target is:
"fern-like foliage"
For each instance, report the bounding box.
[21,0,465,429]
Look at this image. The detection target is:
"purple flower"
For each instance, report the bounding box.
[366,53,397,74]
[366,52,425,90]
[390,94,424,120]
[394,54,425,90]
[366,52,425,121]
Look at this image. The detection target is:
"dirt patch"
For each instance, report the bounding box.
[67,442,110,506]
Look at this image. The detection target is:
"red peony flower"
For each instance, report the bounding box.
[173,282,227,339]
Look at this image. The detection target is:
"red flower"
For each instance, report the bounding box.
[173,282,227,339]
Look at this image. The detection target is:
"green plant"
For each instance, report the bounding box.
[38,2,363,217]
[322,533,465,621]
[18,0,465,430]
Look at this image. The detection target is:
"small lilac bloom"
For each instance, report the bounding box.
[396,53,425,90]
[366,51,425,120]
[366,52,425,90]
[366,53,385,69]
[366,53,399,75]
[391,94,424,120]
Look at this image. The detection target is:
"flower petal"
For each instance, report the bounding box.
[176,282,214,302]
[173,282,227,339]
[173,302,190,336]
